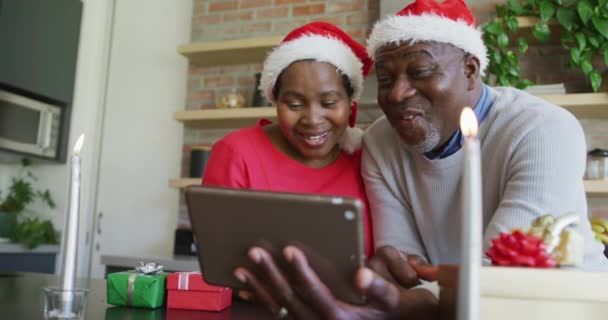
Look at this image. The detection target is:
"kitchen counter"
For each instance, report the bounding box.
[0,243,59,253]
[0,243,59,273]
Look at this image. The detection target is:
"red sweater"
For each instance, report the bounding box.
[202,119,373,257]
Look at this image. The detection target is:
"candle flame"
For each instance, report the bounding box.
[73,134,85,156]
[460,107,478,138]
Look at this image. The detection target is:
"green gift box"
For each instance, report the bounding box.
[106,270,169,308]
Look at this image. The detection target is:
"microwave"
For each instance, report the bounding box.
[0,84,68,162]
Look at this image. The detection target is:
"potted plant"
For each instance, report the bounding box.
[482,0,608,92]
[0,158,59,249]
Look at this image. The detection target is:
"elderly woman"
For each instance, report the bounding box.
[202,21,374,258]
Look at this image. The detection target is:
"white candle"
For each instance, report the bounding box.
[457,108,481,320]
[60,134,85,292]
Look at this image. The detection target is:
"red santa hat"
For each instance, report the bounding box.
[259,21,373,153]
[367,0,488,75]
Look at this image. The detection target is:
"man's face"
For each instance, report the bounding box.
[374,41,474,153]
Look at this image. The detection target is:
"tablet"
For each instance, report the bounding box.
[185,185,366,304]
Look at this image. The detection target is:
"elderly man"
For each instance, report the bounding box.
[237,0,608,319]
[363,0,608,271]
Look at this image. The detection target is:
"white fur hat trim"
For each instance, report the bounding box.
[367,14,488,76]
[260,35,364,103]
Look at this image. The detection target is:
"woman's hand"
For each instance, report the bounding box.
[234,245,439,320]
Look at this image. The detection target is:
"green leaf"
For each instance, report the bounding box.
[539,1,555,21]
[484,21,504,35]
[492,51,503,64]
[515,79,530,90]
[590,71,602,92]
[505,16,519,32]
[592,17,608,39]
[570,47,581,64]
[497,33,509,48]
[561,31,575,44]
[496,5,507,17]
[496,73,509,86]
[508,66,520,77]
[581,59,593,74]
[589,36,601,48]
[532,23,551,42]
[521,79,534,88]
[10,218,58,249]
[518,37,529,53]
[506,50,517,64]
[483,32,496,44]
[507,0,525,15]
[555,7,576,31]
[498,74,509,86]
[582,50,592,61]
[577,0,594,25]
[575,32,587,50]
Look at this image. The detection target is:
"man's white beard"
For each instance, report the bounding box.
[400,123,441,154]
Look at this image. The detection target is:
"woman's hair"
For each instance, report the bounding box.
[271,60,355,101]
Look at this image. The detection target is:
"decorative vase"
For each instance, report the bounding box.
[252,73,271,107]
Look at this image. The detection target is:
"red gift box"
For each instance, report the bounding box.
[166,272,232,311]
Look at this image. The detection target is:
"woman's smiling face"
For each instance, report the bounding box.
[275,60,352,167]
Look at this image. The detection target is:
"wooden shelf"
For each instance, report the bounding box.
[539,93,608,118]
[174,93,608,129]
[169,178,200,189]
[178,18,549,68]
[584,180,608,197]
[170,178,608,196]
[178,36,283,67]
[174,107,276,129]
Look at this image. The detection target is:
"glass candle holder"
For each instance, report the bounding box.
[43,287,89,320]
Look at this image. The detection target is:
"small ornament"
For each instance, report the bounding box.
[216,92,246,109]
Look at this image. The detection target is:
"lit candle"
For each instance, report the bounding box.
[457,107,481,320]
[60,134,85,292]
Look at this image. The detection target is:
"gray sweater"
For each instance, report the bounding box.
[362,86,608,270]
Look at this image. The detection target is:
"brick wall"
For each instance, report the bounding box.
[186,0,377,115]
[179,0,608,227]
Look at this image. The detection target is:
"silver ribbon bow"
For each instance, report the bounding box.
[134,261,164,275]
[127,262,164,306]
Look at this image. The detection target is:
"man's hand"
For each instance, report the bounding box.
[367,246,439,288]
[234,245,439,320]
[407,254,439,282]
